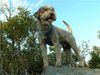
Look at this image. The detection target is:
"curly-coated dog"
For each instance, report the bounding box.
[33,5,83,68]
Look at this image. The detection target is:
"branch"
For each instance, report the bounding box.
[0,8,9,21]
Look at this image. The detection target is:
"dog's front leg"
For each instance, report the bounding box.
[39,37,48,69]
[51,32,62,67]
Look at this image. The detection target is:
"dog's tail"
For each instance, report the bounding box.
[63,20,73,33]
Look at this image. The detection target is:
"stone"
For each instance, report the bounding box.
[41,66,100,75]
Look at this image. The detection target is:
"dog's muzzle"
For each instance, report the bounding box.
[49,12,56,21]
[44,12,56,22]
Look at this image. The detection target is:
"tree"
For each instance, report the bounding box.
[88,46,100,68]
[88,31,100,69]
[77,40,91,67]
[0,0,14,21]
[0,7,43,75]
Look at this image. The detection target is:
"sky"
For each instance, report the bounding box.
[0,0,100,48]
[44,0,100,48]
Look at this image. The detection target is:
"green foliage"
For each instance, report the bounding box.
[0,7,43,75]
[88,46,100,69]
[48,51,72,65]
[4,7,36,43]
[48,52,56,65]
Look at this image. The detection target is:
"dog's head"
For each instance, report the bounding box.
[33,5,56,25]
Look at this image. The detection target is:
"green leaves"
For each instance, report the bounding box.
[0,7,43,75]
[88,46,100,69]
[5,7,36,42]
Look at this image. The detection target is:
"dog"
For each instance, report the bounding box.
[33,5,84,68]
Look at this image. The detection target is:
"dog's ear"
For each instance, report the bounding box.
[33,8,43,20]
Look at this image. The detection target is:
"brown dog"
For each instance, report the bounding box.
[33,5,83,68]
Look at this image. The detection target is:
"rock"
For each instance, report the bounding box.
[41,66,100,75]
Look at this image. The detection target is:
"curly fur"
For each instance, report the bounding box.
[33,5,84,68]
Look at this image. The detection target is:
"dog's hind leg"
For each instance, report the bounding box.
[62,41,76,67]
[66,36,84,67]
[64,49,76,67]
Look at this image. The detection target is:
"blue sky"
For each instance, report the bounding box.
[31,0,100,48]
[0,0,100,48]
